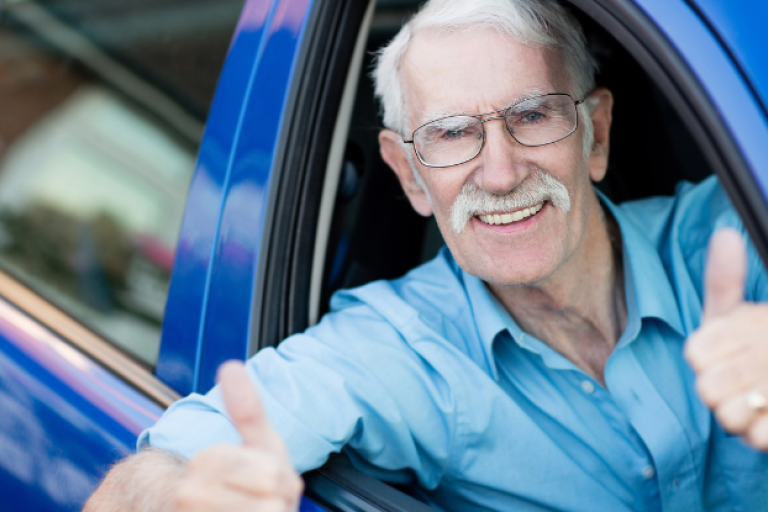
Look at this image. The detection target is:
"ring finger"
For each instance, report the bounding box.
[714,382,768,435]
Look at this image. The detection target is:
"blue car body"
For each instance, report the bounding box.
[0,0,766,510]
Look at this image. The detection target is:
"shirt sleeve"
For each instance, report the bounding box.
[139,301,458,490]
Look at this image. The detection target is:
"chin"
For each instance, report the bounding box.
[479,271,551,288]
[462,256,563,288]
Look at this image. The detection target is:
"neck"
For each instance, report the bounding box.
[487,192,626,387]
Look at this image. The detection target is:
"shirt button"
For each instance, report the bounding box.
[642,466,656,480]
[581,381,595,394]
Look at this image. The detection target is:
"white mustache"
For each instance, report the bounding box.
[449,169,571,233]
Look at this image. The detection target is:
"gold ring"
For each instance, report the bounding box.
[746,389,768,412]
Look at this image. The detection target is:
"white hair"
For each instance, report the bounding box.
[373,0,599,155]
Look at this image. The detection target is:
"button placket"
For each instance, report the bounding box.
[581,380,596,394]
[605,340,703,511]
[642,465,656,480]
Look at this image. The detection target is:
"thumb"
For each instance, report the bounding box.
[703,228,747,322]
[218,360,280,449]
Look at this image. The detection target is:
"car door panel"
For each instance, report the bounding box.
[157,0,287,396]
[0,294,164,511]
[197,0,315,394]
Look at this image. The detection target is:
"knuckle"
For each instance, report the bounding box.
[293,473,305,497]
[684,333,708,369]
[282,472,304,502]
[715,409,745,434]
[741,303,767,319]
[256,498,287,512]
[175,482,203,511]
[190,445,232,469]
[257,457,302,499]
[186,456,206,474]
[175,494,192,512]
[756,437,768,452]
[683,332,699,356]
[746,428,768,451]
[264,473,281,494]
[256,459,283,493]
[745,416,768,451]
[695,377,718,406]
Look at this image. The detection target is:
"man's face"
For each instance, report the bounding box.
[391,28,605,287]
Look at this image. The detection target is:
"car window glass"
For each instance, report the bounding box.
[0,0,245,367]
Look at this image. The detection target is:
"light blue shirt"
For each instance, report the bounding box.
[141,176,768,512]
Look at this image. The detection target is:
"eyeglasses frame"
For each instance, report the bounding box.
[401,93,585,168]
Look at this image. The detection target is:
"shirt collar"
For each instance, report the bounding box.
[601,191,685,338]
[460,190,685,380]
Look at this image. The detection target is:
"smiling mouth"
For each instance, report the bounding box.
[476,202,545,226]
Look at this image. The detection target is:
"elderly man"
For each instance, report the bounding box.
[86,0,768,511]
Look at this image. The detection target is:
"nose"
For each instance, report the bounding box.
[474,118,528,195]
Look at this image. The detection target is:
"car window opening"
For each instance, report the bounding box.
[318,0,716,318]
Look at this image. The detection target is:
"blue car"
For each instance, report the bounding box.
[0,0,766,510]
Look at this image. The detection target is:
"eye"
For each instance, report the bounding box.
[418,116,479,144]
[522,111,544,123]
[443,129,464,140]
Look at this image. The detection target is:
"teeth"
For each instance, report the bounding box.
[478,202,544,226]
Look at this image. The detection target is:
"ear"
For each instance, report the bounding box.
[586,87,614,183]
[379,129,433,216]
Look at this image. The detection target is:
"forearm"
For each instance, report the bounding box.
[83,448,187,512]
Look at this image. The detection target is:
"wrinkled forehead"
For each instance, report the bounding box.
[400,27,566,130]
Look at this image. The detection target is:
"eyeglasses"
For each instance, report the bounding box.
[402,93,584,168]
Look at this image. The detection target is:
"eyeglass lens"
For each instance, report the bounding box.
[413,95,578,167]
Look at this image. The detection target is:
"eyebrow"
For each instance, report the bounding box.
[502,88,549,110]
[418,88,550,125]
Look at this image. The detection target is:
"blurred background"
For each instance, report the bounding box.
[0,0,245,367]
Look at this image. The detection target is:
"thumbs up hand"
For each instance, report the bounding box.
[685,229,768,451]
[175,361,304,511]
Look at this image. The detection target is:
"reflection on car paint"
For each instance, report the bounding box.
[0,296,162,509]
